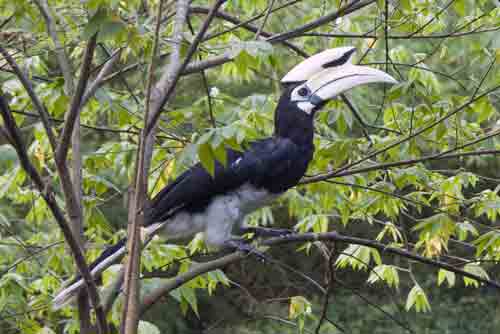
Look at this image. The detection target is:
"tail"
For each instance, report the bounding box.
[52,222,167,310]
[52,238,127,310]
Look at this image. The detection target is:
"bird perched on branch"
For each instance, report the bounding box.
[53,47,397,308]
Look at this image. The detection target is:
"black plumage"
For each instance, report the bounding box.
[85,83,317,276]
[147,84,316,223]
[53,46,397,308]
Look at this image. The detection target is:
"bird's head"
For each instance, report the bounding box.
[280,47,397,116]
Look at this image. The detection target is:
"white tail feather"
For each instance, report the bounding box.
[52,223,166,310]
[52,245,127,310]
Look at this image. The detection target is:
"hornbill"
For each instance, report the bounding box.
[53,47,396,308]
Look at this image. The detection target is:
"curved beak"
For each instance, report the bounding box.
[305,64,398,106]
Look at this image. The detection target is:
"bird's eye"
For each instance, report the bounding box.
[297,87,309,97]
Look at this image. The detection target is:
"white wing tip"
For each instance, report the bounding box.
[52,279,85,310]
[52,245,127,310]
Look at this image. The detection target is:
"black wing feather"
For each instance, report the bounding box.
[146,137,309,224]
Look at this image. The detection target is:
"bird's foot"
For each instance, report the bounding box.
[225,239,268,262]
[241,226,294,238]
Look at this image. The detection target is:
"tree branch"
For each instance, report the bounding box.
[189,5,308,57]
[0,46,57,149]
[139,252,245,315]
[263,232,500,288]
[146,0,228,134]
[80,48,122,109]
[56,34,97,164]
[139,229,500,315]
[199,0,303,41]
[321,84,500,179]
[121,0,170,331]
[0,95,108,334]
[303,149,500,183]
[266,0,376,43]
[33,0,74,94]
[182,54,234,74]
[300,27,500,40]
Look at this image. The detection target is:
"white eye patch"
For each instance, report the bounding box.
[290,84,310,102]
[290,84,320,114]
[290,84,314,114]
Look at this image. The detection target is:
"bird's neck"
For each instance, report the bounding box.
[273,102,315,148]
[272,86,318,148]
[274,117,314,148]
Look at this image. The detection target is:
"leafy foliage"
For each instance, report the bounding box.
[0,0,499,333]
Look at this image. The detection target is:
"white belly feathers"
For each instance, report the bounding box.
[152,183,279,247]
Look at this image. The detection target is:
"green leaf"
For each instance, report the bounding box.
[197,142,215,177]
[82,7,107,39]
[456,221,478,241]
[187,232,205,255]
[453,2,466,16]
[289,296,312,319]
[82,8,126,41]
[405,284,431,313]
[38,328,56,334]
[463,263,489,288]
[100,19,126,41]
[180,286,199,317]
[335,245,381,270]
[473,230,500,256]
[212,143,228,167]
[0,145,17,165]
[138,321,160,334]
[437,269,455,287]
[367,265,400,288]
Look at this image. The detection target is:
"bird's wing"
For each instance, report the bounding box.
[146,137,300,223]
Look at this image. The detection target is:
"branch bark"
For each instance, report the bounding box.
[139,230,500,315]
[56,34,97,164]
[121,0,170,331]
[50,38,99,333]
[120,3,227,331]
[139,252,245,315]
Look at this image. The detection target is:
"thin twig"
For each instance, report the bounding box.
[121,0,167,331]
[266,0,376,43]
[255,0,276,40]
[80,48,123,108]
[407,0,456,37]
[199,0,303,41]
[312,84,500,180]
[56,34,97,163]
[0,46,57,149]
[34,0,74,93]
[0,241,64,277]
[300,27,500,39]
[303,148,500,183]
[146,0,228,134]
[138,229,500,316]
[0,96,108,334]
